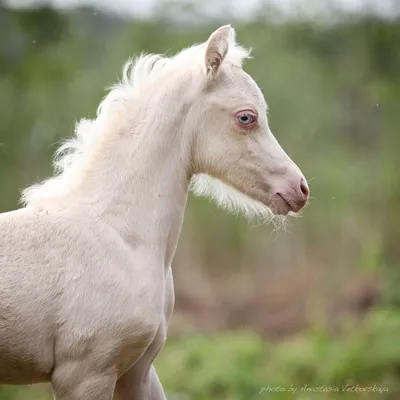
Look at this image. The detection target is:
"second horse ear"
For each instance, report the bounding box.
[205,25,234,77]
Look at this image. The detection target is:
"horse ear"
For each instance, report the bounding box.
[205,25,233,77]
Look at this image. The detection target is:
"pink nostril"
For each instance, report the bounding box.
[300,179,309,198]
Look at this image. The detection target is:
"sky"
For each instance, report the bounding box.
[6,0,400,19]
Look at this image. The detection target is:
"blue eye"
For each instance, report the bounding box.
[237,112,255,126]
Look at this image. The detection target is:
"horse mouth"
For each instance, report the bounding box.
[273,193,299,215]
[276,193,303,214]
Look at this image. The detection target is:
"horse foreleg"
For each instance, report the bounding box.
[114,323,167,400]
[52,364,117,400]
[114,363,166,400]
[144,365,167,400]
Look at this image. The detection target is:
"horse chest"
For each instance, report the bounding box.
[55,258,164,364]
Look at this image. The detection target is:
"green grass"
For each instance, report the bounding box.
[157,309,400,399]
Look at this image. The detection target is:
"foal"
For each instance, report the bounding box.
[0,26,309,399]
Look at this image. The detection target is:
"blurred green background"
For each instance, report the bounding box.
[1,0,400,399]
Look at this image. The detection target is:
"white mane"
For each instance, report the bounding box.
[20,36,279,223]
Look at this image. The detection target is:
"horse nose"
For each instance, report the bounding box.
[300,178,309,199]
[275,169,310,213]
[293,177,309,210]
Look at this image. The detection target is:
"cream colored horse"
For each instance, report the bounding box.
[0,26,309,399]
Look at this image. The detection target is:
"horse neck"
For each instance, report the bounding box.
[77,96,193,268]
